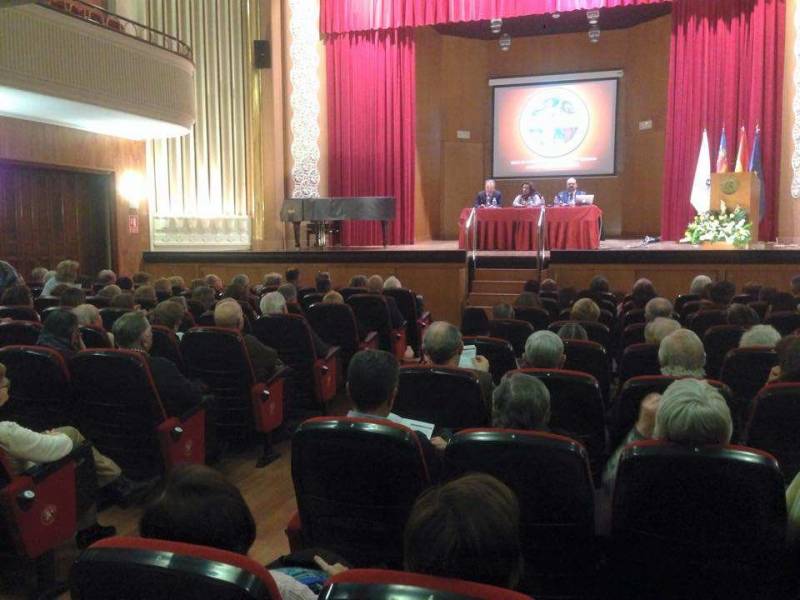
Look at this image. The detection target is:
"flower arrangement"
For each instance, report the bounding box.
[681,201,752,247]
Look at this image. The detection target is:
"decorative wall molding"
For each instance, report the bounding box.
[151,215,251,251]
[0,5,195,130]
[289,0,321,199]
[793,1,800,198]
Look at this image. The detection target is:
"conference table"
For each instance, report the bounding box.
[457,205,602,251]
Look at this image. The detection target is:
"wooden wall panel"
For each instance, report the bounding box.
[142,260,466,325]
[0,117,146,275]
[778,0,799,240]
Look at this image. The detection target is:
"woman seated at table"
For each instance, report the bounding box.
[511,182,543,207]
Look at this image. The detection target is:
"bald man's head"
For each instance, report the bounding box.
[214,298,244,330]
[423,321,463,365]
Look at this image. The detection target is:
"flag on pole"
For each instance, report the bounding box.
[749,125,765,223]
[716,127,729,173]
[691,129,712,214]
[734,125,748,173]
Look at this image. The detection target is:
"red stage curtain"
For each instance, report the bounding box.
[661,0,784,241]
[320,0,670,34]
[326,29,416,246]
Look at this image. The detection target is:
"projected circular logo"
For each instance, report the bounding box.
[518,88,590,158]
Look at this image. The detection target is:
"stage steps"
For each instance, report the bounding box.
[466,267,540,310]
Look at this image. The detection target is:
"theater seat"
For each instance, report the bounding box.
[99,307,132,332]
[79,326,112,349]
[617,343,660,385]
[765,310,800,336]
[180,327,287,467]
[620,322,646,349]
[460,306,489,336]
[703,324,745,379]
[348,294,407,358]
[745,382,800,482]
[513,306,551,331]
[611,440,786,599]
[71,349,205,481]
[549,320,611,352]
[462,336,516,384]
[488,318,534,356]
[384,287,431,356]
[0,320,42,347]
[0,448,77,596]
[562,339,610,407]
[445,429,596,597]
[289,417,430,567]
[0,345,73,431]
[719,346,777,408]
[0,306,40,322]
[70,537,282,599]
[305,303,378,372]
[150,325,186,373]
[687,309,727,338]
[320,569,532,600]
[395,366,488,430]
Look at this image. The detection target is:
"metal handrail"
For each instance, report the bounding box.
[537,205,546,283]
[464,206,477,299]
[38,0,193,61]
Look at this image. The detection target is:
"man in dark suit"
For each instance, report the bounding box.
[555,177,586,206]
[214,299,281,381]
[474,179,503,207]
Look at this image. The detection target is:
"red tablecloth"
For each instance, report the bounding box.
[458,205,602,250]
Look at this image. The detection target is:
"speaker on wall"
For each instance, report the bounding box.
[254,40,271,69]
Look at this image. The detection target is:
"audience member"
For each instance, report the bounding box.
[73,304,112,344]
[153,278,172,300]
[404,473,522,589]
[557,322,588,341]
[96,269,117,286]
[739,324,781,349]
[644,317,681,346]
[759,286,778,305]
[113,311,204,417]
[285,268,300,288]
[192,286,216,313]
[491,372,551,431]
[768,335,800,383]
[29,267,48,286]
[262,272,282,289]
[492,303,515,320]
[49,283,73,298]
[422,322,493,407]
[658,329,705,378]
[727,303,760,327]
[134,285,157,309]
[383,276,402,289]
[0,284,32,307]
[132,272,152,287]
[261,291,330,357]
[0,363,119,549]
[347,350,445,473]
[366,274,405,328]
[522,331,564,369]
[523,280,540,293]
[630,278,657,309]
[315,272,332,293]
[151,300,186,338]
[110,292,135,309]
[204,274,223,293]
[231,274,250,289]
[139,464,318,600]
[540,279,558,292]
[644,297,673,322]
[117,276,133,291]
[689,275,713,296]
[37,309,84,360]
[59,287,86,308]
[349,275,368,288]
[41,260,80,296]
[743,281,762,298]
[323,291,344,304]
[589,275,610,294]
[570,298,600,322]
[98,284,122,301]
[514,291,541,308]
[169,275,186,294]
[278,283,300,307]
[189,278,205,291]
[708,280,736,307]
[768,291,798,314]
[214,299,280,380]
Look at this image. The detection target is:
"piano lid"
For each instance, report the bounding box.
[280,197,395,222]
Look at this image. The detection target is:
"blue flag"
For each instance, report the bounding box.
[749,126,765,223]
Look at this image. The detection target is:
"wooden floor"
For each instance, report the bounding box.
[1,392,355,599]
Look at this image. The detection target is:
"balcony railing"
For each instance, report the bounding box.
[38,0,192,61]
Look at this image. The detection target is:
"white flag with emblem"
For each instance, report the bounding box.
[690,129,712,214]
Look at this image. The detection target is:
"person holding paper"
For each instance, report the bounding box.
[422,321,494,410]
[346,350,445,480]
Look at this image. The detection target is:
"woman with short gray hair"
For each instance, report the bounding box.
[492,373,551,431]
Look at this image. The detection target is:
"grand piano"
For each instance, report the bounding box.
[280,196,396,248]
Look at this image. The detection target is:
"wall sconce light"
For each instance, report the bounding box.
[588,26,600,43]
[490,18,502,34]
[587,9,600,25]
[118,170,145,234]
[499,33,512,51]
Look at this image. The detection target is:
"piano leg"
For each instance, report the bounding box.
[381,220,388,247]
[292,222,301,249]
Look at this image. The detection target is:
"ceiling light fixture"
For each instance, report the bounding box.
[490,18,503,34]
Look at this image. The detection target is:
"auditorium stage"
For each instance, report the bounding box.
[142,240,800,325]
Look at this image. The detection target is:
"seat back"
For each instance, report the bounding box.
[720,346,777,406]
[99,307,132,332]
[513,368,605,478]
[488,319,534,356]
[150,325,186,373]
[0,321,43,347]
[70,537,281,600]
[445,430,595,583]
[306,302,360,357]
[33,296,60,316]
[79,326,111,349]
[617,343,660,385]
[687,309,727,338]
[347,294,396,352]
[180,327,258,437]
[703,325,745,379]
[320,569,532,600]
[549,320,611,351]
[513,306,550,331]
[620,322,645,349]
[679,299,707,323]
[765,310,800,335]
[299,292,324,311]
[540,296,560,320]
[384,288,426,353]
[84,296,110,309]
[338,287,365,301]
[612,441,786,596]
[462,336,516,384]
[395,366,488,430]
[563,339,610,406]
[746,383,800,482]
[0,345,73,431]
[71,350,173,480]
[460,306,489,336]
[621,308,645,328]
[674,293,701,313]
[0,306,39,322]
[292,417,429,567]
[748,300,769,320]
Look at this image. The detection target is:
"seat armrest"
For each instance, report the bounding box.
[265,365,292,386]
[322,345,340,361]
[178,397,207,423]
[158,410,206,468]
[23,445,84,483]
[418,311,431,325]
[360,331,379,350]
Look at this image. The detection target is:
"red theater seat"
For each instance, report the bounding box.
[383,287,431,355]
[489,318,535,356]
[70,349,205,481]
[149,324,186,373]
[0,320,42,347]
[462,336,516,384]
[70,537,282,599]
[348,294,407,358]
[305,302,378,371]
[79,326,111,349]
[745,382,800,482]
[320,569,532,600]
[0,306,40,322]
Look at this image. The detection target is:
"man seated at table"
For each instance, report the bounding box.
[474,179,503,208]
[555,177,587,206]
[511,182,543,207]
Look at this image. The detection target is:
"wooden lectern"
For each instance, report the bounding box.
[710,172,761,242]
